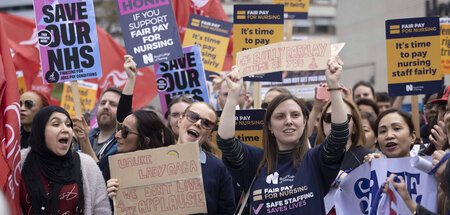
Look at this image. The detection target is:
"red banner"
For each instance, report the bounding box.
[0,14,21,215]
[0,12,157,110]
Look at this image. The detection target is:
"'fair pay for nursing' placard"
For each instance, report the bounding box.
[183,14,232,74]
[116,0,183,67]
[385,17,443,96]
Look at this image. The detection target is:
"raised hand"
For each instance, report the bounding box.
[225,66,244,96]
[124,55,137,79]
[326,56,344,88]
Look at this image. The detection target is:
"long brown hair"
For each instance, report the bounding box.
[314,98,366,148]
[184,102,221,158]
[256,94,309,176]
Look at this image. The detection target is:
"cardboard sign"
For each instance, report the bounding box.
[16,71,27,95]
[33,0,102,83]
[155,45,209,116]
[213,109,266,149]
[183,14,232,74]
[334,157,437,215]
[233,4,284,82]
[236,39,331,77]
[273,0,310,19]
[60,80,97,116]
[385,17,443,96]
[116,0,183,67]
[109,142,207,215]
[440,18,450,74]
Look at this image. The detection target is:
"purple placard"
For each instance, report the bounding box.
[33,0,102,84]
[155,45,209,117]
[116,0,183,67]
[117,0,169,15]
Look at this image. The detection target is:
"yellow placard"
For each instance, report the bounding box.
[234,24,284,65]
[386,36,441,84]
[16,71,27,95]
[441,18,450,74]
[183,14,232,74]
[273,0,309,14]
[60,80,97,116]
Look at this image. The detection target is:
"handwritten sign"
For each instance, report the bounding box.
[273,0,310,19]
[440,18,450,74]
[183,14,232,74]
[385,17,443,96]
[236,39,331,77]
[155,45,209,117]
[116,0,183,67]
[60,80,97,116]
[33,0,102,83]
[109,142,207,215]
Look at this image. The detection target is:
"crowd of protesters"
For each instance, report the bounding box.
[14,55,450,215]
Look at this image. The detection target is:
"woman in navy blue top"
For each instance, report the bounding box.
[217,56,350,214]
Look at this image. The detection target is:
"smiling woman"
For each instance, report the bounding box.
[20,106,111,215]
[217,56,350,214]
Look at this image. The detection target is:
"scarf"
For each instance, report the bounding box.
[22,106,84,214]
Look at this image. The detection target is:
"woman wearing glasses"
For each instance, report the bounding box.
[314,98,372,184]
[107,55,235,214]
[217,56,350,214]
[20,90,49,148]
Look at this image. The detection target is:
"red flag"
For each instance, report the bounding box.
[173,0,234,71]
[0,12,157,109]
[91,26,157,109]
[0,13,22,215]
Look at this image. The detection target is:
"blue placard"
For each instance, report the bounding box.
[116,0,183,68]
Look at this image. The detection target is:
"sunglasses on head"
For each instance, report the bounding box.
[261,102,269,109]
[323,113,352,123]
[117,123,141,139]
[20,100,35,110]
[185,111,216,130]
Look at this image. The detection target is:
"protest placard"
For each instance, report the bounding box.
[16,71,26,95]
[273,0,309,19]
[32,0,102,83]
[155,45,209,116]
[213,109,265,149]
[440,18,450,74]
[109,142,207,215]
[233,4,284,82]
[334,157,437,215]
[236,39,331,77]
[60,80,97,116]
[116,0,183,67]
[183,14,232,74]
[385,17,443,96]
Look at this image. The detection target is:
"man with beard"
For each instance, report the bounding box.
[88,87,122,160]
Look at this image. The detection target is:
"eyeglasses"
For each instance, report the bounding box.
[117,123,141,139]
[185,111,216,130]
[323,113,353,123]
[261,102,269,109]
[20,100,35,109]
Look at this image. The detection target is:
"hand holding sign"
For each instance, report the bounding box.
[106,178,120,199]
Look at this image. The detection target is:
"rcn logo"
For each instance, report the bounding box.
[406,84,413,92]
[266,172,279,184]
